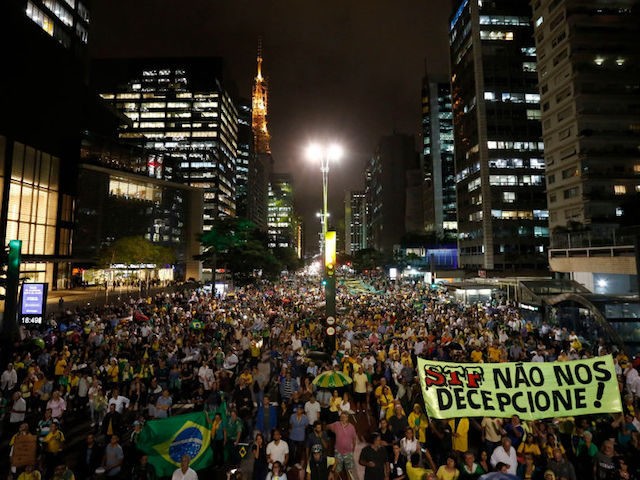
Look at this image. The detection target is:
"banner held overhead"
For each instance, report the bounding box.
[417,356,622,420]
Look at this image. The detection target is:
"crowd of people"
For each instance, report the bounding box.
[0,275,638,480]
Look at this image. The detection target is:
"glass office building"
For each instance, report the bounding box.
[93,58,238,231]
[450,0,549,271]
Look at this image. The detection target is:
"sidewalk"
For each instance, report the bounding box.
[47,284,176,307]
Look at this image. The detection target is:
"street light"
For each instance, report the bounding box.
[306,142,343,321]
[306,143,343,244]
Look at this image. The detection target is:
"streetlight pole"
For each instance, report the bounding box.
[306,143,342,320]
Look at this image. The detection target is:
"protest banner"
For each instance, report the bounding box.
[417,355,622,420]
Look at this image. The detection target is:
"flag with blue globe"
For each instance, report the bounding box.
[137,412,214,476]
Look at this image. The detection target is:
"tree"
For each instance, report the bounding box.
[352,248,385,273]
[98,236,176,267]
[199,218,284,284]
[272,247,302,272]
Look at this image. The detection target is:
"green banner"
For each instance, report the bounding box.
[137,411,213,476]
[417,355,622,420]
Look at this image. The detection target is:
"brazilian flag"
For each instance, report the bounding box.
[137,412,213,476]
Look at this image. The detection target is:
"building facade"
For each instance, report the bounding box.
[74,162,203,283]
[532,0,640,234]
[267,173,295,250]
[0,0,90,288]
[92,58,238,230]
[450,0,549,271]
[421,74,457,237]
[344,191,367,255]
[235,98,252,220]
[365,133,419,253]
[532,0,640,293]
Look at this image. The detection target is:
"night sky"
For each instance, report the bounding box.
[91,0,452,252]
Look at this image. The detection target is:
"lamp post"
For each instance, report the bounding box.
[306,143,342,319]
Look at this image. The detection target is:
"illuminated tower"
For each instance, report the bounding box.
[252,40,271,155]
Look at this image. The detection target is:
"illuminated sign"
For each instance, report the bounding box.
[324,231,336,267]
[19,283,48,325]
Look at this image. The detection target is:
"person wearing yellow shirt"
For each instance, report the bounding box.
[400,351,413,367]
[518,434,542,461]
[408,403,429,444]
[487,344,501,363]
[239,368,253,386]
[374,378,394,420]
[43,422,65,474]
[406,453,436,480]
[106,359,119,387]
[54,356,67,378]
[17,465,41,480]
[470,346,484,363]
[329,390,342,423]
[448,417,470,454]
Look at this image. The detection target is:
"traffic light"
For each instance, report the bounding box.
[1,240,21,366]
[0,240,21,303]
[326,263,335,277]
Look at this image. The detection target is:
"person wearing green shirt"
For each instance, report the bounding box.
[226,409,244,465]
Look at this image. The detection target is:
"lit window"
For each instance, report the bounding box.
[26,1,54,36]
[484,92,495,100]
[614,185,626,195]
[526,109,541,120]
[503,192,516,203]
[594,57,605,66]
[535,16,544,28]
[616,58,625,66]
[480,31,514,41]
[616,207,624,217]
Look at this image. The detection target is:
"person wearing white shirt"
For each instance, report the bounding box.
[197,364,214,391]
[490,436,518,475]
[108,388,130,414]
[223,351,239,371]
[304,396,321,425]
[1,364,18,392]
[172,455,198,480]
[266,429,290,468]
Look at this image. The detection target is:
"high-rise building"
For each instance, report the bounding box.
[235,98,252,219]
[532,0,640,234]
[532,0,640,294]
[450,0,549,271]
[345,191,367,255]
[92,58,238,230]
[0,0,90,288]
[249,44,273,231]
[267,173,295,250]
[364,133,419,252]
[421,73,457,237]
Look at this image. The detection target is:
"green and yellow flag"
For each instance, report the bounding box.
[137,412,212,476]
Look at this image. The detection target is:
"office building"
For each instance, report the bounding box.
[267,173,295,249]
[0,0,91,288]
[365,133,419,252]
[345,191,367,255]
[532,0,640,293]
[92,57,238,230]
[421,74,457,237]
[74,161,203,283]
[450,0,549,271]
[235,98,252,219]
